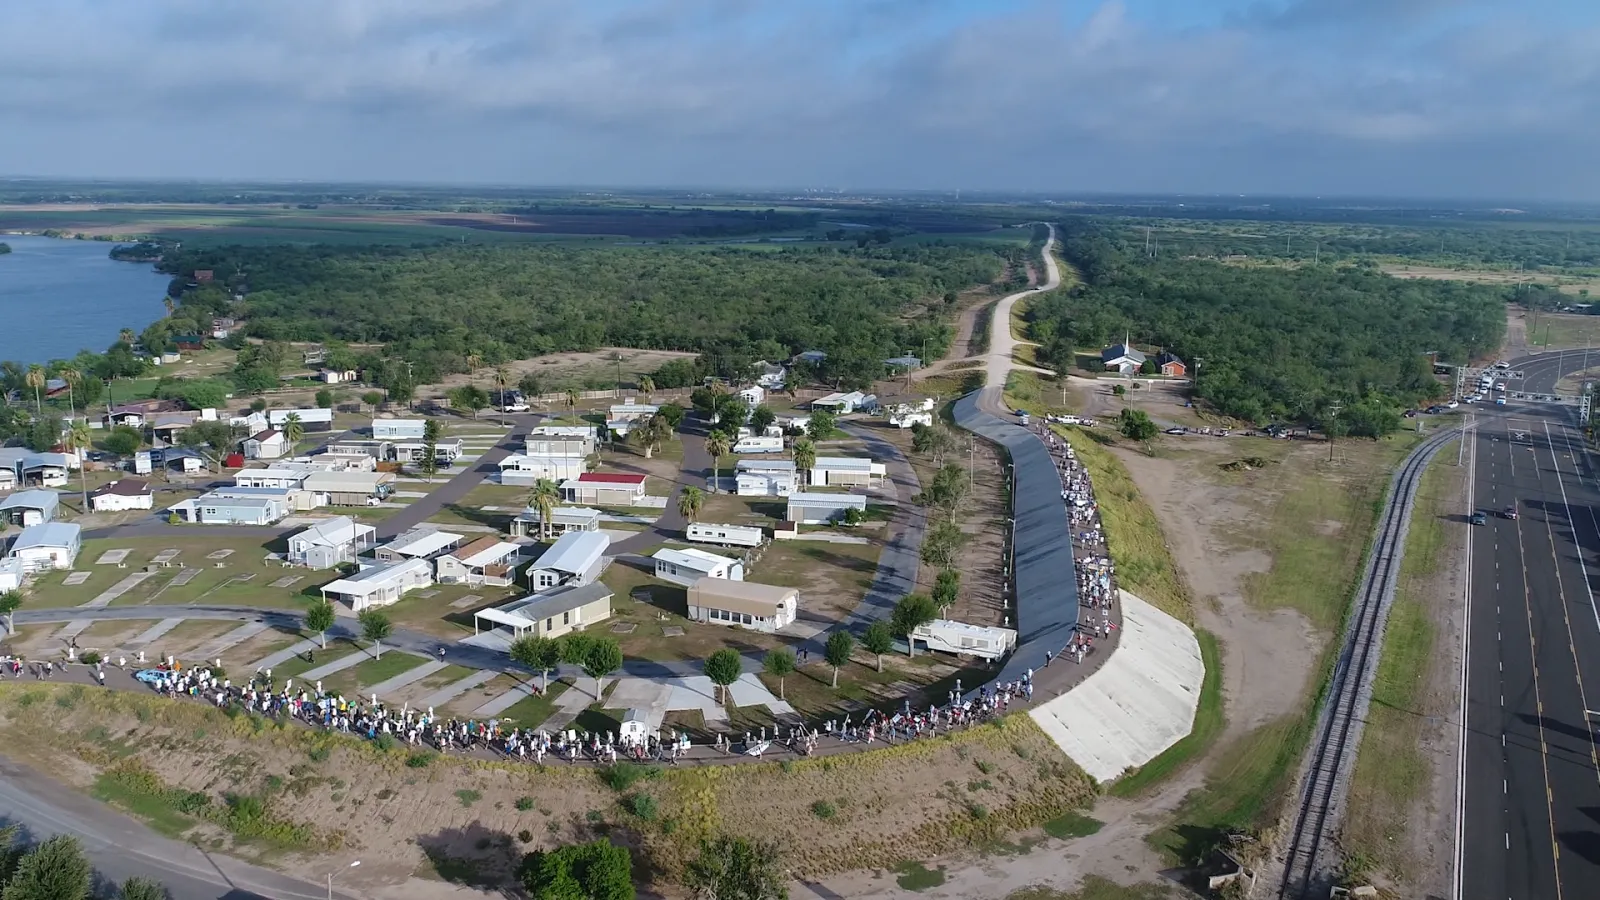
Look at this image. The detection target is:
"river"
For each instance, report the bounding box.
[0,234,171,364]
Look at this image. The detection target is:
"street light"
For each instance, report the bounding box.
[328,860,360,900]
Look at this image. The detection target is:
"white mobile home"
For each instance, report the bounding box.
[686,578,797,633]
[652,547,744,588]
[511,505,602,538]
[911,619,1018,661]
[734,458,798,496]
[320,557,433,612]
[170,488,292,526]
[88,479,154,512]
[526,530,610,591]
[374,527,465,563]
[810,457,886,488]
[732,435,784,454]
[8,522,81,572]
[19,453,73,488]
[686,522,764,548]
[786,491,868,524]
[435,536,522,587]
[242,429,289,460]
[287,516,377,569]
[497,454,586,486]
[606,403,658,437]
[234,464,317,491]
[811,391,866,415]
[525,426,596,457]
[393,437,464,464]
[267,408,334,432]
[372,418,428,441]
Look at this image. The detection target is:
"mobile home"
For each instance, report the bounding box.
[686,522,764,548]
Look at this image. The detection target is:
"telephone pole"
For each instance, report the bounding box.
[1326,403,1343,463]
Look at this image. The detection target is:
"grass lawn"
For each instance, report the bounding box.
[495,680,570,729]
[28,537,328,612]
[1525,312,1600,349]
[319,651,433,699]
[143,620,239,657]
[1341,451,1459,881]
[271,638,361,681]
[381,587,521,641]
[1056,427,1192,623]
[1006,371,1075,419]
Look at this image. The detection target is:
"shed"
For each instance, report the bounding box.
[652,547,744,588]
[0,489,59,526]
[8,522,82,572]
[472,583,613,642]
[303,470,395,506]
[88,479,154,513]
[526,530,610,590]
[686,578,797,633]
[320,557,433,612]
[242,429,288,460]
[288,516,377,569]
[619,709,652,747]
[785,491,868,524]
[510,505,602,538]
[375,527,465,563]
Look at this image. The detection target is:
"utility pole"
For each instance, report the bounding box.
[1193,357,1203,399]
[969,434,975,492]
[1326,402,1343,463]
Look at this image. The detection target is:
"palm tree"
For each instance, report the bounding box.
[565,388,580,414]
[792,437,816,487]
[24,365,45,414]
[494,365,511,426]
[639,375,655,399]
[466,352,483,374]
[57,366,81,414]
[118,328,136,347]
[66,419,92,509]
[704,431,730,494]
[162,297,175,317]
[678,486,704,523]
[783,371,800,398]
[529,478,561,540]
[282,412,305,447]
[630,414,671,459]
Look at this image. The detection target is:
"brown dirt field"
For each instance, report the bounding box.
[1381,263,1600,295]
[417,347,698,398]
[0,685,1095,895]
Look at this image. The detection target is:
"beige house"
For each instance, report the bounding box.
[472,583,614,642]
[686,578,798,633]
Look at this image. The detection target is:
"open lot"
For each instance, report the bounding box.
[1381,262,1600,295]
[417,347,698,396]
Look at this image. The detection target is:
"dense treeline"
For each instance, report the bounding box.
[1030,223,1506,427]
[158,242,1004,388]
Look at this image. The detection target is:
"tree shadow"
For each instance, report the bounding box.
[442,504,509,530]
[415,822,523,894]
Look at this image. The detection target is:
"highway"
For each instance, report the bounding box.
[1459,352,1600,900]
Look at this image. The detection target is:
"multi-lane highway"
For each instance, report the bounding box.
[1460,351,1600,899]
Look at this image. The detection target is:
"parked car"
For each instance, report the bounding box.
[1446,401,1460,409]
[1471,511,1488,526]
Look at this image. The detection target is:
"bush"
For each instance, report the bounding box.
[455,789,481,807]
[79,651,102,665]
[515,795,534,811]
[601,762,659,792]
[518,829,534,844]
[624,793,658,821]
[405,751,434,768]
[811,800,836,820]
[373,734,398,752]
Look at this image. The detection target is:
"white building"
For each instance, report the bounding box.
[735,458,798,497]
[0,557,25,592]
[786,491,868,524]
[8,522,82,572]
[170,488,293,526]
[302,470,395,506]
[911,619,1018,661]
[435,536,522,587]
[497,454,586,486]
[87,479,154,513]
[19,453,73,488]
[472,583,614,642]
[234,464,317,491]
[686,522,764,548]
[511,505,603,538]
[737,385,765,406]
[811,391,866,415]
[560,472,647,506]
[754,361,788,390]
[287,516,377,569]
[0,489,59,526]
[526,530,609,591]
[810,457,886,488]
[242,429,289,460]
[685,578,797,633]
[732,435,784,454]
[525,426,596,457]
[606,403,659,437]
[652,547,744,588]
[320,557,433,612]
[267,408,334,432]
[375,527,464,564]
[372,418,428,441]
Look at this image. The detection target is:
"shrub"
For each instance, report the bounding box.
[373,734,398,752]
[80,651,102,665]
[518,829,534,844]
[455,789,481,808]
[307,746,331,763]
[515,796,534,811]
[811,800,836,820]
[601,762,658,792]
[625,793,658,821]
[405,752,434,769]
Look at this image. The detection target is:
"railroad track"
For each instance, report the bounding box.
[1275,424,1467,898]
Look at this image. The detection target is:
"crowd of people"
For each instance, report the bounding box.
[1041,426,1120,664]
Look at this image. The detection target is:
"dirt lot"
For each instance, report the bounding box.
[416,347,697,397]
[0,684,1097,895]
[1381,263,1600,295]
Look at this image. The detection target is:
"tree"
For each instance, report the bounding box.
[420,418,442,482]
[932,569,960,610]
[2,834,93,900]
[304,599,336,649]
[861,620,894,672]
[806,409,835,442]
[678,486,705,523]
[560,632,598,668]
[704,648,742,705]
[783,371,800,397]
[282,412,305,447]
[690,386,721,417]
[518,372,545,400]
[1117,408,1158,443]
[790,438,816,486]
[529,478,562,540]
[23,415,62,453]
[510,635,565,694]
[117,878,171,900]
[657,402,686,429]
[714,396,749,431]
[919,519,963,568]
[761,648,795,701]
[56,366,81,413]
[23,365,44,414]
[520,839,634,900]
[449,384,491,420]
[182,420,236,456]
[565,388,580,413]
[357,609,392,660]
[890,594,939,656]
[314,388,334,409]
[582,638,623,702]
[823,630,854,689]
[102,425,142,457]
[704,431,730,493]
[361,390,385,412]
[910,422,956,463]
[494,365,512,424]
[0,590,20,636]
[638,375,655,398]
[683,835,788,900]
[629,414,671,459]
[165,379,227,411]
[65,420,91,510]
[748,404,776,436]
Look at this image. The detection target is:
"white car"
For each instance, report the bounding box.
[1464,396,1477,403]
[1495,361,1511,369]
[1446,401,1460,409]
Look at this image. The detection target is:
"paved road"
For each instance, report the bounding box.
[1459,350,1600,900]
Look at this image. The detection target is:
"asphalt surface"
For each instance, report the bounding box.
[1460,351,1600,900]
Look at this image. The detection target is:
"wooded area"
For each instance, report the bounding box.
[1030,223,1507,426]
[159,243,1005,388]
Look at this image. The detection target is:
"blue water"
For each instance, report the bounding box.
[0,234,172,363]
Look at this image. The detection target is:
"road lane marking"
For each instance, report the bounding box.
[1513,501,1566,899]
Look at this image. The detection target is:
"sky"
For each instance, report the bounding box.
[0,0,1596,200]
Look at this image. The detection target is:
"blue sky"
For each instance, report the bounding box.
[0,0,1595,200]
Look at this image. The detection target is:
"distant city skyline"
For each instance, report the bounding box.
[0,0,1595,201]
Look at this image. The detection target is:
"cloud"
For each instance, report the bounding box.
[0,0,1595,198]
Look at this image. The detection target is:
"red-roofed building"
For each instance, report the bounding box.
[562,471,649,506]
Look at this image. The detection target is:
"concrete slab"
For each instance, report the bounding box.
[393,491,429,499]
[249,638,319,671]
[448,594,483,609]
[169,568,201,586]
[95,549,131,565]
[53,620,94,641]
[82,572,154,608]
[62,572,90,586]
[189,622,270,660]
[1027,591,1204,783]
[299,647,382,681]
[150,549,180,565]
[542,679,606,731]
[269,575,304,589]
[126,618,185,647]
[419,670,499,710]
[473,680,544,717]
[367,660,448,698]
[206,549,235,560]
[459,630,512,652]
[725,673,794,715]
